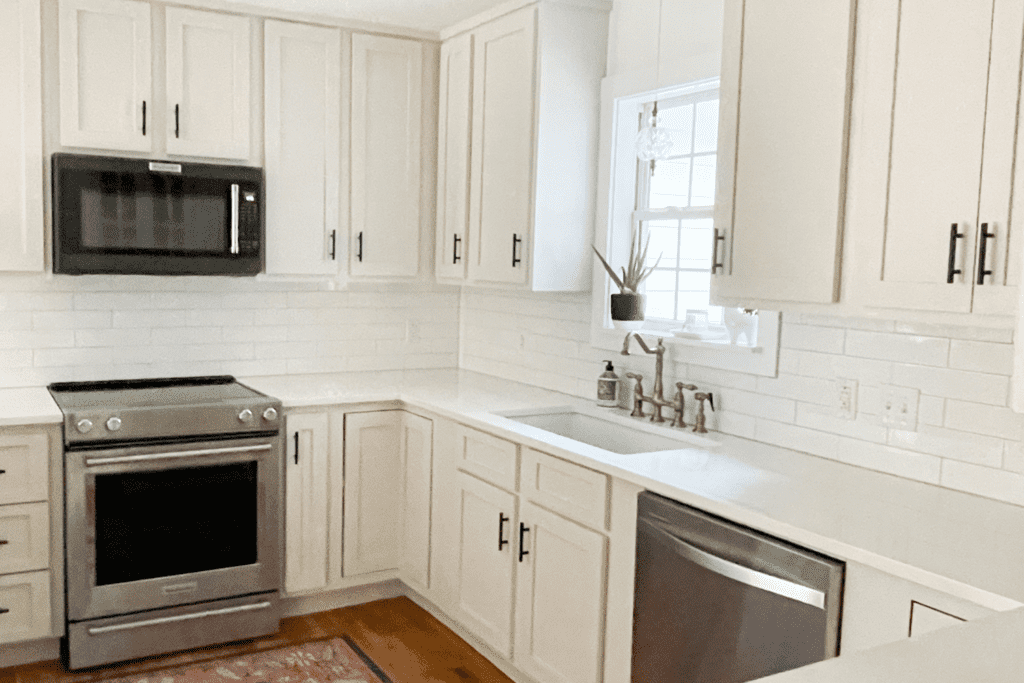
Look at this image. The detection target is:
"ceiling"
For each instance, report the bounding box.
[236,0,513,32]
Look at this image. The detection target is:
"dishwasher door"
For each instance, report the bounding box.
[632,492,844,682]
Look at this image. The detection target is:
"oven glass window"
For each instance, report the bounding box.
[94,462,258,586]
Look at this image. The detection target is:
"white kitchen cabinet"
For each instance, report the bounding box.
[0,0,43,273]
[0,571,51,645]
[847,0,1023,315]
[263,20,341,276]
[58,0,152,152]
[400,412,434,591]
[164,7,250,160]
[349,34,423,279]
[0,433,49,507]
[283,411,330,594]
[514,501,606,683]
[437,1,609,291]
[711,0,855,306]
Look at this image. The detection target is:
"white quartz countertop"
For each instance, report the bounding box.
[0,387,63,426]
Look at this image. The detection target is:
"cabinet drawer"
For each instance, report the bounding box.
[521,448,609,530]
[0,433,49,505]
[0,502,48,574]
[0,570,51,644]
[453,424,518,491]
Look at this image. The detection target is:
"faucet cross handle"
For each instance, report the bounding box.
[670,383,699,428]
[624,372,645,418]
[692,391,715,434]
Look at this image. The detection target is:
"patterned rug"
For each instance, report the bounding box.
[98,637,390,683]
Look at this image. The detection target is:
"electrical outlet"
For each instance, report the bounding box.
[834,378,858,420]
[880,385,920,431]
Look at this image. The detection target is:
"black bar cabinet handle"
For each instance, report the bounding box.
[453,234,462,264]
[0,469,5,475]
[175,104,180,138]
[0,540,8,546]
[518,523,530,562]
[329,230,337,260]
[498,513,509,550]
[142,101,146,136]
[0,608,8,615]
[293,432,299,465]
[512,234,522,267]
[357,232,364,262]
[947,223,964,283]
[711,228,726,274]
[977,223,994,285]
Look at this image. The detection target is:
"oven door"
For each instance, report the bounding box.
[65,435,282,622]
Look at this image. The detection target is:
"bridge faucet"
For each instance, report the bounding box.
[622,333,670,423]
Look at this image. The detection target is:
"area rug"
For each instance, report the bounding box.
[98,637,391,683]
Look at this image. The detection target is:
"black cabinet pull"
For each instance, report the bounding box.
[977,223,994,285]
[0,470,5,475]
[711,228,726,274]
[518,523,530,562]
[174,104,180,138]
[0,608,8,615]
[453,234,462,264]
[498,513,509,550]
[142,101,147,136]
[329,230,337,261]
[0,540,8,546]
[293,432,299,465]
[512,234,522,267]
[947,223,964,283]
[357,232,364,262]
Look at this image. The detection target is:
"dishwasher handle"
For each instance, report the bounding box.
[640,518,826,610]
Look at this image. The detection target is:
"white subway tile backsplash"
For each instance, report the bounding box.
[753,420,841,460]
[918,395,945,426]
[722,389,797,422]
[845,330,949,366]
[891,364,1010,406]
[889,425,1004,468]
[796,404,888,443]
[33,311,111,329]
[788,313,896,332]
[940,461,1024,506]
[780,322,845,353]
[894,321,1014,343]
[837,438,942,484]
[755,374,832,406]
[948,339,1015,375]
[944,400,1023,440]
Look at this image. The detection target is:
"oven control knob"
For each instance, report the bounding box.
[238,409,253,422]
[262,407,278,422]
[106,417,122,432]
[76,419,93,434]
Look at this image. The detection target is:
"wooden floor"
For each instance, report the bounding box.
[0,597,514,683]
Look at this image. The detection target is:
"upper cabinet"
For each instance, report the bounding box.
[436,0,610,291]
[59,0,152,153]
[263,20,341,276]
[164,8,250,159]
[58,0,252,160]
[846,0,1023,316]
[711,0,855,306]
[0,0,44,272]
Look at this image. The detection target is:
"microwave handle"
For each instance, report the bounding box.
[230,184,240,255]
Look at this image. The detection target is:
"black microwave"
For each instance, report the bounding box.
[52,153,264,276]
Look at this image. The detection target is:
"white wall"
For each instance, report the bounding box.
[459,0,1024,509]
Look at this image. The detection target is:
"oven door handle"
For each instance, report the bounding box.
[84,443,272,467]
[87,600,272,635]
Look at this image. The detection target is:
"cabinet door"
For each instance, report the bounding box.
[350,34,422,278]
[514,501,606,683]
[401,412,433,591]
[0,433,49,506]
[283,412,330,594]
[452,470,516,658]
[58,0,151,152]
[467,7,536,286]
[0,570,51,645]
[436,32,473,282]
[712,0,854,305]
[165,8,251,159]
[343,411,404,576]
[0,0,43,272]
[264,21,341,276]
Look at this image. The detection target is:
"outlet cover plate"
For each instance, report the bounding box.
[881,385,919,431]
[834,378,858,420]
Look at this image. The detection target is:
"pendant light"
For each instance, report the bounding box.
[636,0,673,162]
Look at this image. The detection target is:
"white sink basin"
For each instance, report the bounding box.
[499,406,716,455]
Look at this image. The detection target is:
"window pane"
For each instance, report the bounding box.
[678,270,712,293]
[646,221,680,269]
[646,291,677,320]
[694,99,719,154]
[649,159,691,209]
[657,103,693,156]
[679,291,712,313]
[680,219,713,268]
[645,269,678,292]
[691,155,717,206]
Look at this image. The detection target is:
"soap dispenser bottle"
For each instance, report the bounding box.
[597,360,619,407]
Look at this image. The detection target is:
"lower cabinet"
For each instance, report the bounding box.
[283,411,331,594]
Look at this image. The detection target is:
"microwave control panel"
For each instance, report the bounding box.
[238,187,261,255]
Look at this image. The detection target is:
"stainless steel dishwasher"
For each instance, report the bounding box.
[632,492,844,682]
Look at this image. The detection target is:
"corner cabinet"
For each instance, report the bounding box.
[846,0,1023,316]
[435,1,610,291]
[711,0,855,306]
[0,0,44,273]
[263,20,342,276]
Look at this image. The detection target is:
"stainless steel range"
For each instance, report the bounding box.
[48,376,284,670]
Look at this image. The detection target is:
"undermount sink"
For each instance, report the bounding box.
[498,406,717,455]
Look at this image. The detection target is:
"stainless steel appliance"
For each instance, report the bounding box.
[52,153,263,276]
[48,376,284,670]
[632,492,844,682]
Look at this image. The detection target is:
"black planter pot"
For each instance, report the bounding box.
[610,293,645,329]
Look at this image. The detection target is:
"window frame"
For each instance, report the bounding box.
[589,73,780,377]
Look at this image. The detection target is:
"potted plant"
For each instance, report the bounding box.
[593,225,660,329]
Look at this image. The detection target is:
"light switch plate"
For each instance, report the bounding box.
[880,385,919,431]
